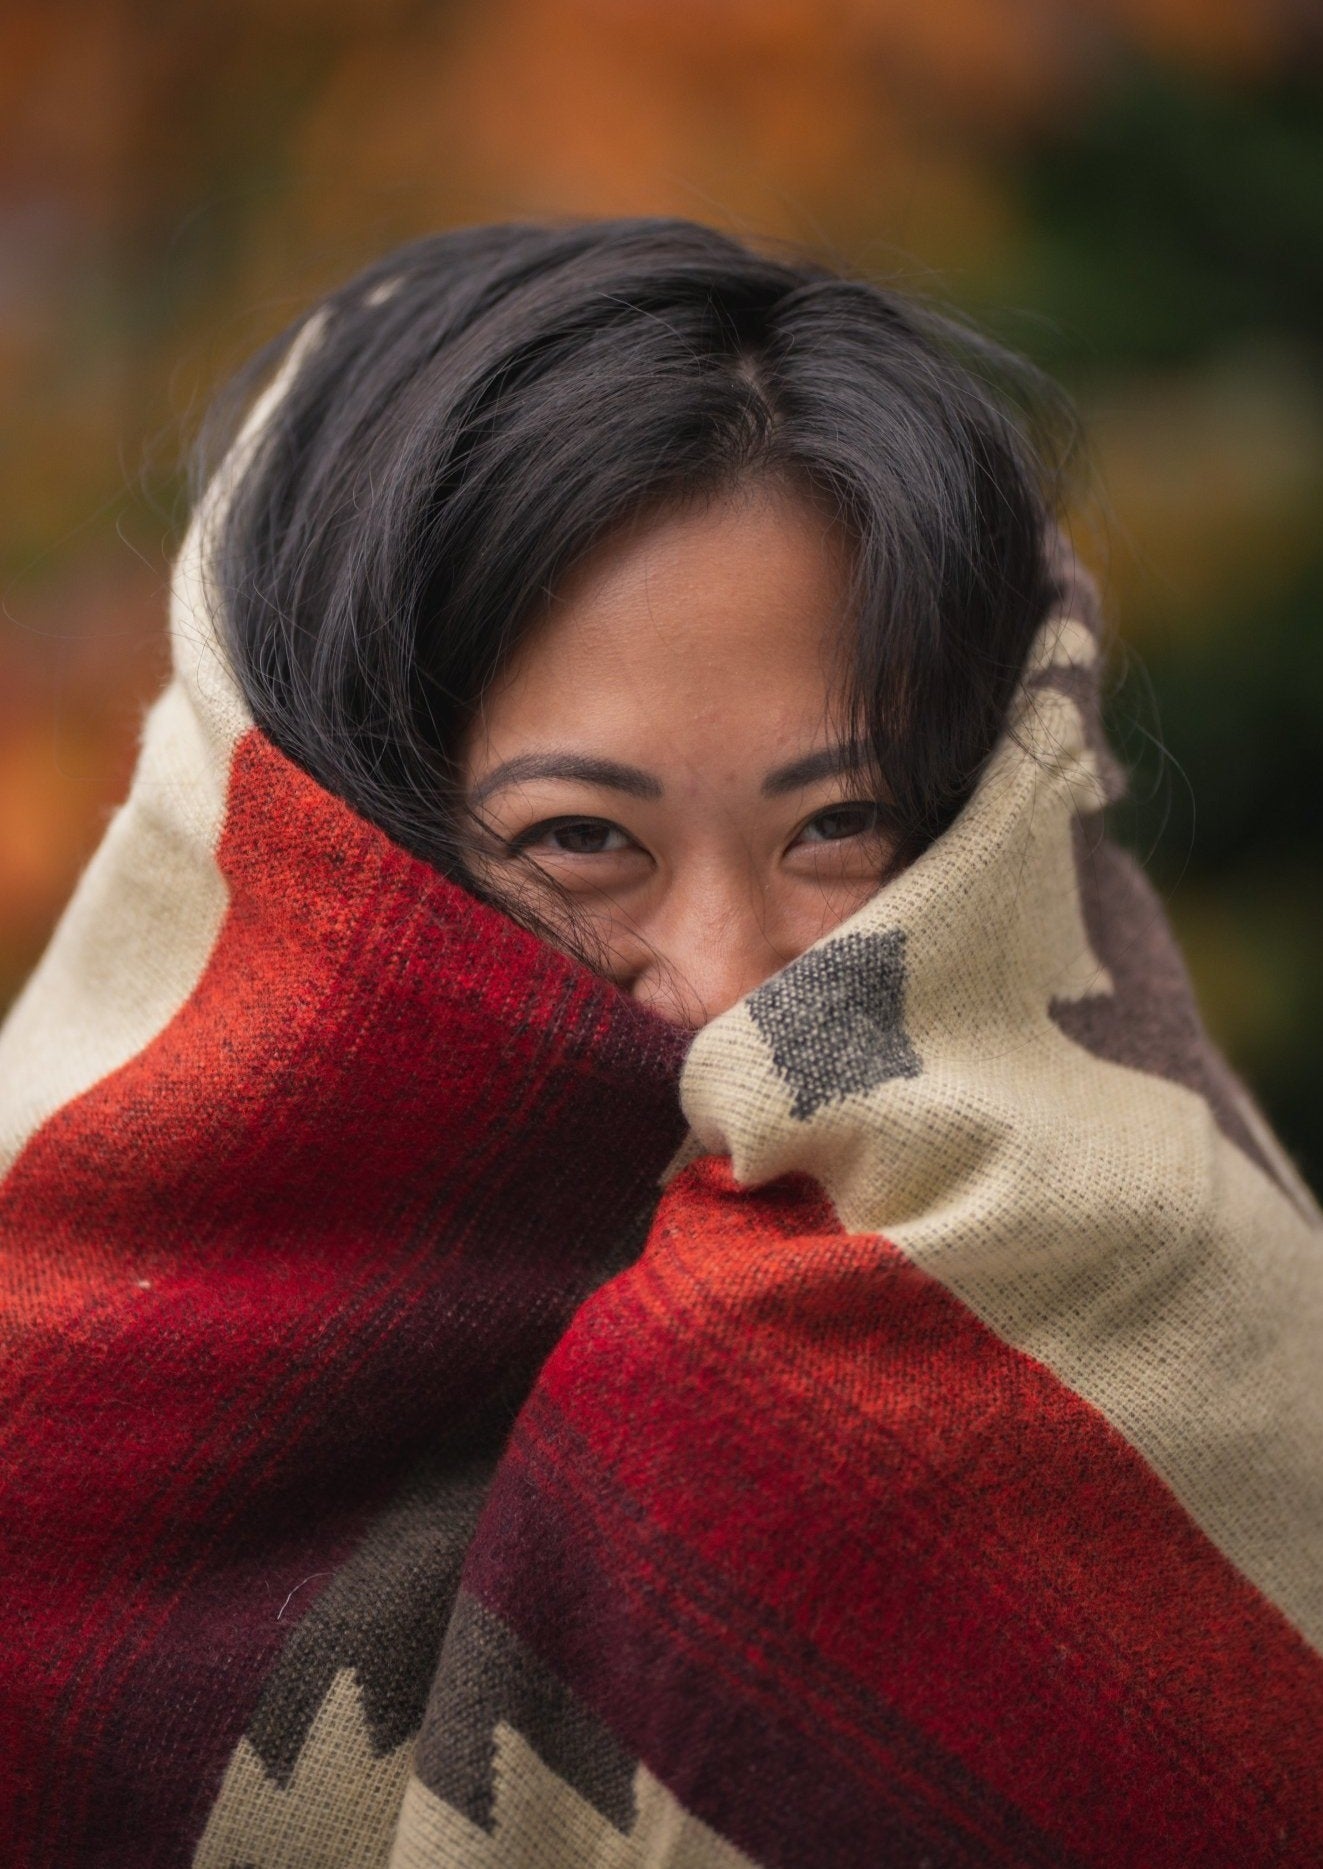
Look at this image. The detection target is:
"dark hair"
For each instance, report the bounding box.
[197,217,1073,893]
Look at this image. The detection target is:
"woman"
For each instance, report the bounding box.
[0,220,1319,1868]
[203,219,1064,1023]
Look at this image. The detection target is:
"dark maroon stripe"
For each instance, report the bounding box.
[462,1388,1068,1869]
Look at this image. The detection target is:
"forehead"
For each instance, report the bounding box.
[473,484,855,756]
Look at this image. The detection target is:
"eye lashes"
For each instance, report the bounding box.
[504,814,616,856]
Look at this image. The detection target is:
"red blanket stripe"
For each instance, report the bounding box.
[462,1156,1323,1867]
[0,732,687,1866]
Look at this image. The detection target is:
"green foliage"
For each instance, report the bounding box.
[1016,62,1323,369]
[1011,57,1323,1184]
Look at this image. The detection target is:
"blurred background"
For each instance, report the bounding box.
[1,0,1319,1180]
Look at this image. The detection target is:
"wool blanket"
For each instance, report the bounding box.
[1,345,1321,1868]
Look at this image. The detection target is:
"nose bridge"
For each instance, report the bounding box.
[636,860,783,1027]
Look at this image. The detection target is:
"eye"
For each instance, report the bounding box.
[509,816,636,857]
[794,802,881,846]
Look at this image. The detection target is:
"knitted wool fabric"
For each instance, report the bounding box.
[1,340,1320,1867]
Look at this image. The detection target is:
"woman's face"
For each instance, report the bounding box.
[460,482,898,1028]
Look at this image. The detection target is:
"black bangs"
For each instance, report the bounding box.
[197,217,1074,881]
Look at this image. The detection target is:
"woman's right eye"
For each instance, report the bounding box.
[513,817,633,856]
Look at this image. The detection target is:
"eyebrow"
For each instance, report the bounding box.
[468,741,866,807]
[468,753,664,806]
[760,742,865,796]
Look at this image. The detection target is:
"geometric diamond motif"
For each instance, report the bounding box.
[749,926,922,1120]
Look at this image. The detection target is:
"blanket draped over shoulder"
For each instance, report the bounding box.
[1,337,1321,1869]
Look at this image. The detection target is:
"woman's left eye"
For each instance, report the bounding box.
[795,803,881,845]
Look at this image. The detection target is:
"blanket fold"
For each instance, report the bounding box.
[1,347,1320,1867]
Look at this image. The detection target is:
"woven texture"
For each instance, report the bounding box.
[1,343,1321,1866]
